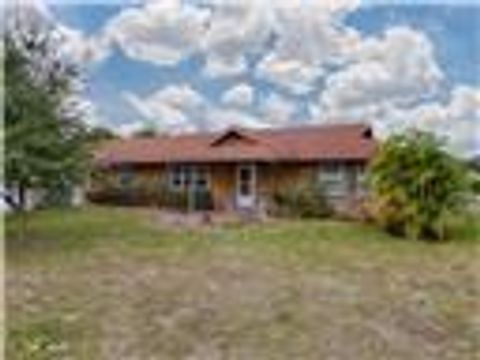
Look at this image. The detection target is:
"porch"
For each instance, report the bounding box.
[89,160,366,215]
[167,162,310,212]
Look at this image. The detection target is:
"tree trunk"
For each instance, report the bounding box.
[16,183,28,242]
[17,184,26,212]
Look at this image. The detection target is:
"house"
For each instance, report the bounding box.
[90,123,377,214]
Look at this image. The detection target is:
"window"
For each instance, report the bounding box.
[238,166,253,196]
[195,168,209,192]
[170,166,184,191]
[354,165,368,196]
[119,167,134,188]
[169,166,210,192]
[318,163,347,197]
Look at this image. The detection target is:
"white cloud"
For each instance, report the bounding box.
[255,1,361,94]
[36,0,476,156]
[271,2,359,66]
[5,0,110,66]
[5,0,53,28]
[144,84,205,111]
[123,84,207,133]
[321,27,443,111]
[257,56,324,95]
[58,92,107,129]
[105,0,210,66]
[260,92,297,126]
[55,25,111,64]
[312,84,479,156]
[309,25,475,152]
[124,83,267,133]
[44,0,360,77]
[221,83,254,108]
[393,86,480,156]
[205,107,265,131]
[201,0,273,77]
[116,121,147,137]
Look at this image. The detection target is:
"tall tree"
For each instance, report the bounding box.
[4,19,88,210]
[368,130,468,240]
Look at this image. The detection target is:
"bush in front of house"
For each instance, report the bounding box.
[87,185,157,206]
[193,189,214,211]
[88,181,214,211]
[159,188,189,210]
[156,182,213,211]
[368,130,469,240]
[272,181,331,218]
[469,169,480,195]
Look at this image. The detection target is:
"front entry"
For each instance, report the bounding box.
[236,164,256,209]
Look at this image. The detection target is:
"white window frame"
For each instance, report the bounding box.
[168,165,210,192]
[236,163,257,209]
[354,164,368,196]
[194,166,210,192]
[318,163,347,197]
[169,165,185,191]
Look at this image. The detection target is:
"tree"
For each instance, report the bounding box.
[85,126,116,144]
[133,128,157,138]
[132,123,158,138]
[4,21,88,210]
[368,130,468,240]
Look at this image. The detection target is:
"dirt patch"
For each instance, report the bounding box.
[7,245,478,360]
[151,209,268,230]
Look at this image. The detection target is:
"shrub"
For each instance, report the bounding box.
[88,181,214,212]
[273,181,331,218]
[87,185,157,206]
[193,189,214,211]
[160,189,189,210]
[469,170,480,195]
[157,181,213,211]
[368,130,468,240]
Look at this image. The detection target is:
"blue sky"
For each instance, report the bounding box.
[55,3,480,86]
[40,0,479,154]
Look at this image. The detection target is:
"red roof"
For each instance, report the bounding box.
[95,123,377,166]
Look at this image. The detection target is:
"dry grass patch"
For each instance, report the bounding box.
[6,207,480,359]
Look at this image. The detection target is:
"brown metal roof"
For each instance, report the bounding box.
[94,123,377,166]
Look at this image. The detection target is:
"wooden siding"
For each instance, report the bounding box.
[90,161,366,210]
[210,164,236,210]
[259,163,316,194]
[90,165,167,192]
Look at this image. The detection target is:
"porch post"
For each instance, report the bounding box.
[187,166,196,212]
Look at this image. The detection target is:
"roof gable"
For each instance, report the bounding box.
[210,128,258,147]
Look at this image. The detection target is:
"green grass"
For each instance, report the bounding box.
[6,206,480,359]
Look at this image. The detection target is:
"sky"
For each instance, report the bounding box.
[9,0,480,156]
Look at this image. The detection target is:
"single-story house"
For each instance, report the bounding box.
[90,123,377,213]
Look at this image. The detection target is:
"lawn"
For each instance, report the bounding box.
[5,206,480,359]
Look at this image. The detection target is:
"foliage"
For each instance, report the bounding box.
[132,122,158,138]
[133,128,157,138]
[467,168,480,195]
[4,21,88,209]
[85,126,116,144]
[472,178,480,195]
[7,319,70,360]
[272,180,331,218]
[368,130,469,240]
[87,179,213,211]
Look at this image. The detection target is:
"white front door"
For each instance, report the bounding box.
[236,164,256,209]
